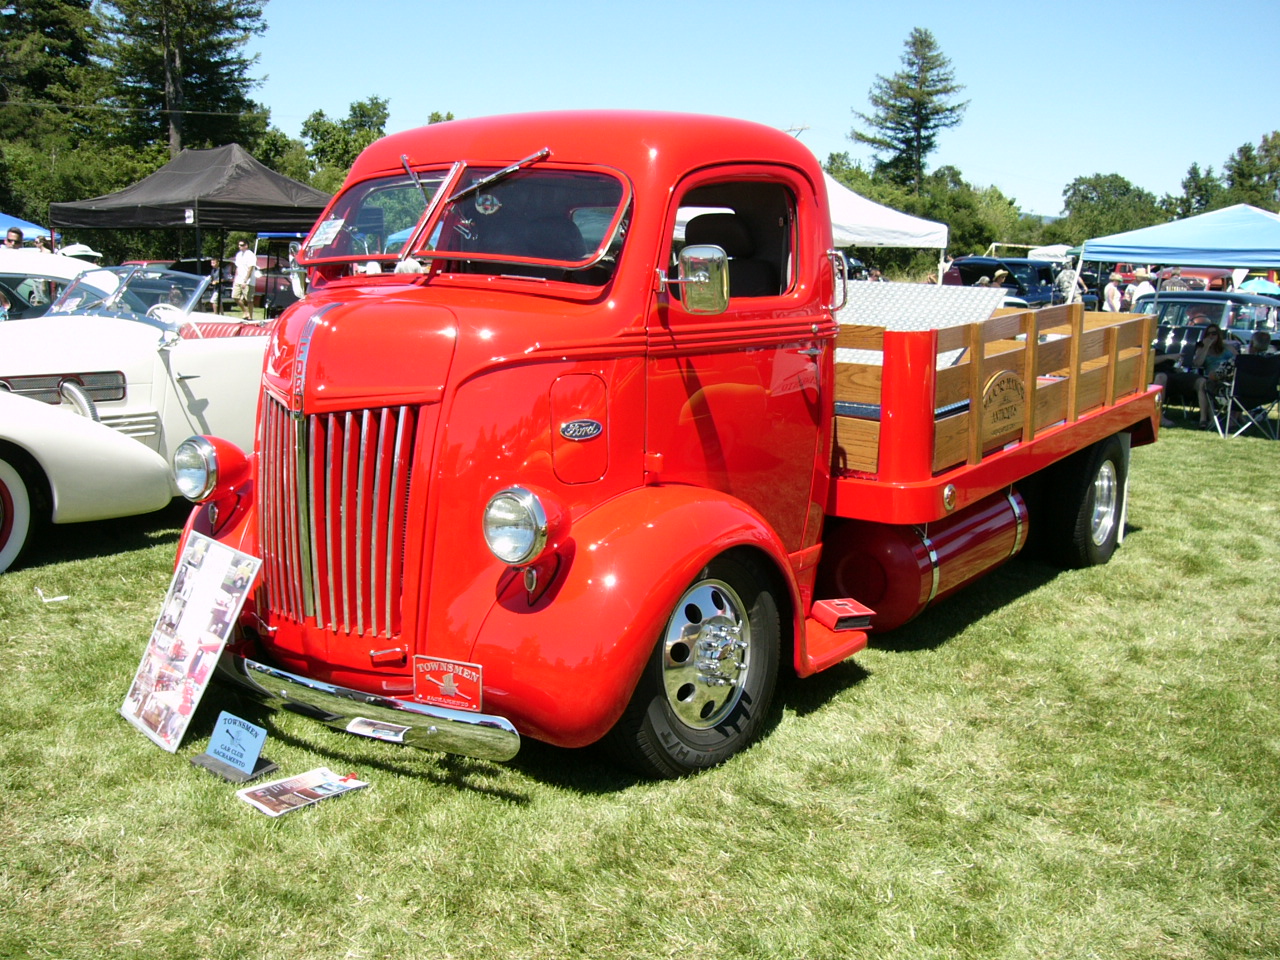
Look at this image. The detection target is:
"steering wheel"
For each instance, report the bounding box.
[146,302,187,324]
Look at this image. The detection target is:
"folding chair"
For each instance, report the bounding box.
[1212,353,1280,439]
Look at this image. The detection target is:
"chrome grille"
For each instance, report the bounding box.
[260,395,417,638]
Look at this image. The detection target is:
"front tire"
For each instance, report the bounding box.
[1045,434,1129,568]
[607,554,781,779]
[0,455,36,574]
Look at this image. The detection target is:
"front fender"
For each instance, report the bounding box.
[0,391,172,523]
[469,483,799,748]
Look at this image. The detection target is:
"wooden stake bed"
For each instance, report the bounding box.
[829,301,1161,525]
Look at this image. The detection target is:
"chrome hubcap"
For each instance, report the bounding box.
[1090,460,1118,546]
[661,579,750,728]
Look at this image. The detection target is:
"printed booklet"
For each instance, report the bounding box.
[236,767,369,817]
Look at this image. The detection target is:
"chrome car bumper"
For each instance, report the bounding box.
[217,653,521,762]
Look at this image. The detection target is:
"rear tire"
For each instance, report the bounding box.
[607,554,781,779]
[0,455,35,574]
[1044,434,1128,568]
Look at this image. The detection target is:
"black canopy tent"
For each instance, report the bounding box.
[49,143,330,233]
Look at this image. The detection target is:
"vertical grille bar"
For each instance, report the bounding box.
[324,414,339,632]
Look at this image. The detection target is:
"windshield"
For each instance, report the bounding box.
[420,167,627,276]
[48,266,209,318]
[303,171,448,262]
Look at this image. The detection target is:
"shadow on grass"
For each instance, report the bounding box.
[176,526,1143,795]
[21,500,191,571]
[189,682,642,798]
[869,554,1062,654]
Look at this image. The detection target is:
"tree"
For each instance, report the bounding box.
[1222,135,1280,208]
[98,0,267,155]
[0,0,107,145]
[1044,174,1166,244]
[1168,162,1225,218]
[849,27,968,194]
[301,101,454,192]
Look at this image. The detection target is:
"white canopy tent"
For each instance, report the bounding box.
[676,174,949,270]
[823,173,948,249]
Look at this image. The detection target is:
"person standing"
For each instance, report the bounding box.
[1129,269,1155,304]
[232,240,257,320]
[1103,272,1124,311]
[1054,261,1088,303]
[4,227,23,248]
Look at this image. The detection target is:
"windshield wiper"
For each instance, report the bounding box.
[447,147,551,204]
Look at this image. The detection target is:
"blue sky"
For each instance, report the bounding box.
[249,0,1279,218]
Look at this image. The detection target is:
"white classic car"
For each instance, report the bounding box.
[0,248,93,319]
[0,265,271,572]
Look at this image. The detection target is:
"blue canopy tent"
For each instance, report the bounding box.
[1081,204,1280,268]
[0,212,54,242]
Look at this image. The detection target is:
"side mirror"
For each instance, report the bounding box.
[676,244,729,315]
[287,241,307,299]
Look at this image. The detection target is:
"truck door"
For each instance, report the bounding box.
[645,167,827,554]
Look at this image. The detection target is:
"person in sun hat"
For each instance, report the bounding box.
[1129,269,1155,303]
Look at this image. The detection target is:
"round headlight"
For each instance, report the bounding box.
[482,486,548,565]
[173,436,217,502]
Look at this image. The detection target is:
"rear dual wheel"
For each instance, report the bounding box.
[1042,434,1128,568]
[608,554,780,779]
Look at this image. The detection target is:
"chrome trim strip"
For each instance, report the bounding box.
[356,408,371,637]
[388,407,410,635]
[920,528,941,605]
[294,413,315,617]
[1007,490,1026,556]
[220,654,520,762]
[340,411,353,636]
[324,414,338,630]
[372,408,391,637]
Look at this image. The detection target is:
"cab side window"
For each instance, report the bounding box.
[672,181,794,299]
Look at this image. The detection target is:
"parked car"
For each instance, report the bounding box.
[943,256,1070,308]
[1132,290,1279,340]
[0,249,91,320]
[168,239,305,318]
[1154,266,1233,291]
[0,265,273,573]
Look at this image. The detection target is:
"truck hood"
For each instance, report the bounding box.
[265,285,459,413]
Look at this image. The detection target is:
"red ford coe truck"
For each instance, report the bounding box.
[170,111,1161,778]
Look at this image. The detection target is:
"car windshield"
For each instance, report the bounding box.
[303,162,630,283]
[419,167,627,272]
[48,266,209,320]
[303,171,446,262]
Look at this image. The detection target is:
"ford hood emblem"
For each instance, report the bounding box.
[560,419,603,441]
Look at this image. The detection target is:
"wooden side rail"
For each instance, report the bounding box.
[832,306,1155,478]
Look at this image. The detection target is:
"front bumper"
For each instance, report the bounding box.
[217,653,521,762]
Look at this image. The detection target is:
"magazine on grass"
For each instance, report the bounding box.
[236,767,369,817]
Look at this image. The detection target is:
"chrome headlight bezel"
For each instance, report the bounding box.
[173,436,218,502]
[482,486,549,566]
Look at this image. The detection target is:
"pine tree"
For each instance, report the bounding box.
[850,27,968,194]
[98,0,267,155]
[0,0,105,144]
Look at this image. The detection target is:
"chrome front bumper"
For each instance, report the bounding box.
[217,653,521,762]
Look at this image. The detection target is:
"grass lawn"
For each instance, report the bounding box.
[1,423,1277,960]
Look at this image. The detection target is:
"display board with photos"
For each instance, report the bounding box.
[121,533,261,752]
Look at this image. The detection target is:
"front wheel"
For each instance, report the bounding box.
[0,455,36,574]
[607,554,780,779]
